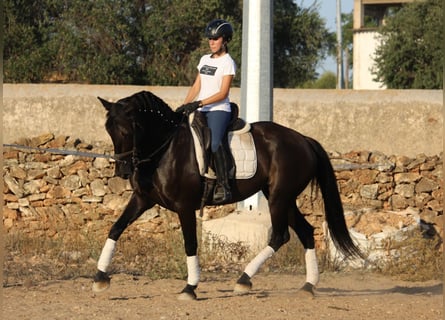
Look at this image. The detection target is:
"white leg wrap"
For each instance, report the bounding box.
[97,238,116,273]
[244,246,275,278]
[186,255,200,286]
[305,248,319,286]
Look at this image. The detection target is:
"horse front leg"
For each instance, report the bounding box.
[176,210,200,301]
[92,194,154,292]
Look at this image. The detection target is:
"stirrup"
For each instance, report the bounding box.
[213,184,232,204]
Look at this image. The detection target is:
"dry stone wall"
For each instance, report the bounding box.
[3,133,443,249]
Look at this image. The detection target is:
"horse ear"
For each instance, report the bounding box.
[98,97,113,111]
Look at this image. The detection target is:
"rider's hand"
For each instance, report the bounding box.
[176,101,202,115]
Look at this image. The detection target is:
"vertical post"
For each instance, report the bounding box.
[336,0,344,89]
[240,0,273,211]
[344,49,349,88]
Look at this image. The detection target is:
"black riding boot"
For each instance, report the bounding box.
[212,147,232,204]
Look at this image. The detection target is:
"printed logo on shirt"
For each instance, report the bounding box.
[200,65,217,76]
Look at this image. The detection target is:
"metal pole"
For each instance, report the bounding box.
[240,0,273,210]
[336,0,344,89]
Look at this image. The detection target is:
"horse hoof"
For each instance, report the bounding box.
[177,291,197,301]
[92,271,111,293]
[92,280,110,293]
[178,284,197,301]
[298,282,315,298]
[234,272,252,294]
[233,282,252,294]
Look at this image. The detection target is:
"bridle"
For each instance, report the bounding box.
[114,113,185,171]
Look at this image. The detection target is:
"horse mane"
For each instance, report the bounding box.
[113,91,186,166]
[117,90,183,127]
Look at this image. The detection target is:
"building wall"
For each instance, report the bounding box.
[353,31,386,89]
[352,0,415,89]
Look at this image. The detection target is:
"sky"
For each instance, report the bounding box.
[316,0,354,74]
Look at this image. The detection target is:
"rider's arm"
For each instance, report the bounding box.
[183,73,201,104]
[200,75,234,106]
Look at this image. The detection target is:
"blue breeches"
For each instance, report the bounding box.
[203,111,231,152]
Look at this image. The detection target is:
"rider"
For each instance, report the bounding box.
[177,19,236,204]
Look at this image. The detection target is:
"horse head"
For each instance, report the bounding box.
[98,96,135,178]
[98,91,183,179]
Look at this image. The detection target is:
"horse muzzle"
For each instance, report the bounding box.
[115,162,133,179]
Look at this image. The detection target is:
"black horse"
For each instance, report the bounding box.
[93,91,362,300]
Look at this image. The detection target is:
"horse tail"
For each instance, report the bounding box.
[305,136,363,259]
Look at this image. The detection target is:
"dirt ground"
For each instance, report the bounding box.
[3,271,442,320]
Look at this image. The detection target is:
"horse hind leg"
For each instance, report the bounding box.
[234,232,290,294]
[234,198,291,294]
[234,246,276,294]
[288,205,318,297]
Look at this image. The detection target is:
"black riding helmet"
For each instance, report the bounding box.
[205,19,233,42]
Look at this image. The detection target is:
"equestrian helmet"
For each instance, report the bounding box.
[205,19,233,42]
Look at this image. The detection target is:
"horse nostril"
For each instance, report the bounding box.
[115,164,132,180]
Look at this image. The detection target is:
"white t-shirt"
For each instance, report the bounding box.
[197,53,236,112]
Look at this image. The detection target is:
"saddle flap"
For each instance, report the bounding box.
[191,111,211,149]
[190,111,211,167]
[188,110,257,179]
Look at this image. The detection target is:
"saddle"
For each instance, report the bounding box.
[189,102,256,213]
[189,102,256,179]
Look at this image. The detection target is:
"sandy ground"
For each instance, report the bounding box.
[3,271,442,320]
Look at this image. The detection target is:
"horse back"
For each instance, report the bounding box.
[250,121,318,180]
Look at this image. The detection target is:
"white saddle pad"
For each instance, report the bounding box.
[189,113,257,179]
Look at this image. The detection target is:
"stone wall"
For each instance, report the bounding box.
[3,134,443,248]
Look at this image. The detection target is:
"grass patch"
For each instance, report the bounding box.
[4,231,101,285]
[3,214,250,287]
[201,232,250,273]
[4,222,442,287]
[375,229,443,281]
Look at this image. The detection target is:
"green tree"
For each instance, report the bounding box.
[138,0,243,86]
[341,12,353,87]
[51,0,144,84]
[302,71,336,89]
[4,0,333,87]
[372,0,443,89]
[4,1,63,82]
[325,12,353,88]
[274,0,334,87]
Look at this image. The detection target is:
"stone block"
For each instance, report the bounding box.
[360,184,379,199]
[394,183,415,198]
[416,177,439,193]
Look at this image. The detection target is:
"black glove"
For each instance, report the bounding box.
[176,101,201,115]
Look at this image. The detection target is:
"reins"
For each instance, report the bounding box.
[129,113,186,169]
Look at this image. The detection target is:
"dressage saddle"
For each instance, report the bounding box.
[190,102,247,179]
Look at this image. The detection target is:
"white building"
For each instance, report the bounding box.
[353,0,414,89]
